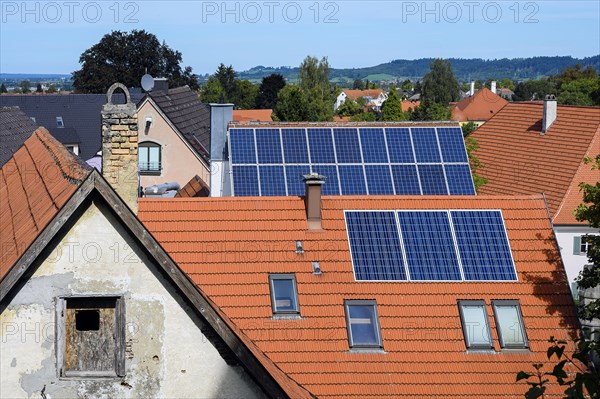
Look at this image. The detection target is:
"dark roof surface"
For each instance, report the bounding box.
[0,107,38,167]
[0,93,144,160]
[148,87,211,160]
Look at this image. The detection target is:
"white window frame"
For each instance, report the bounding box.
[138,141,162,175]
[56,116,64,128]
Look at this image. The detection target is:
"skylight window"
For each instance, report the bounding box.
[458,300,493,349]
[344,300,382,349]
[269,274,299,315]
[56,116,64,128]
[492,301,528,349]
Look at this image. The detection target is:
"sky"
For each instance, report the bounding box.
[1,0,599,75]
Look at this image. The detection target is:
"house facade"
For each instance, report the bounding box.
[334,89,388,111]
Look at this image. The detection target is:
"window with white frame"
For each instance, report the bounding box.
[138,142,161,175]
[269,274,299,315]
[344,300,383,349]
[492,300,528,349]
[458,300,493,349]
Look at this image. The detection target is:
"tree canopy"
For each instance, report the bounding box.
[256,74,286,109]
[421,59,460,105]
[72,30,199,93]
[381,86,404,121]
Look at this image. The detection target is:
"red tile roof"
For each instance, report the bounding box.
[0,128,91,280]
[343,89,384,101]
[138,194,580,398]
[175,174,210,198]
[232,109,273,122]
[472,103,600,224]
[401,100,420,112]
[452,88,509,122]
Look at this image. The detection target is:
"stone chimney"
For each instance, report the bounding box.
[470,81,475,96]
[490,81,497,94]
[102,83,139,213]
[303,173,325,230]
[542,94,557,135]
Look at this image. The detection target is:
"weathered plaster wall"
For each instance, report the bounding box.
[138,101,211,190]
[1,199,265,399]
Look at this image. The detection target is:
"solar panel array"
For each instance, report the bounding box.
[229,126,475,196]
[345,210,516,281]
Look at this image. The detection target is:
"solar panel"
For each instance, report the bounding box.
[229,125,474,197]
[438,127,469,163]
[418,165,448,195]
[232,165,259,196]
[345,211,407,281]
[412,128,441,162]
[365,165,394,195]
[334,128,362,163]
[285,165,311,196]
[339,165,367,195]
[311,165,340,195]
[360,128,388,163]
[391,165,421,195]
[445,165,476,195]
[308,128,335,163]
[230,129,256,164]
[398,211,462,280]
[282,129,309,163]
[259,165,286,196]
[451,211,516,280]
[345,210,516,282]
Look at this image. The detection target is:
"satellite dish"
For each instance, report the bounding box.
[141,74,154,92]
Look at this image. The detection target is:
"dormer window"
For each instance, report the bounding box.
[56,116,64,128]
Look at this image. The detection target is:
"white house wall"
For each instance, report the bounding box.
[554,225,599,289]
[0,199,266,399]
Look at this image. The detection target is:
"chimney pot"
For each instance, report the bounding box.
[490,81,497,94]
[303,173,325,231]
[542,94,557,135]
[470,81,475,96]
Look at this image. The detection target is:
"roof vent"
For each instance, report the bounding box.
[312,262,322,275]
[295,240,304,254]
[542,94,557,135]
[303,173,325,231]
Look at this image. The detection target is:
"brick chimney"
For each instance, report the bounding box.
[102,83,139,213]
[303,173,325,230]
[542,94,557,135]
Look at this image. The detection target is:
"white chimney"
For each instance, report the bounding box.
[470,81,475,96]
[491,81,497,94]
[542,95,557,135]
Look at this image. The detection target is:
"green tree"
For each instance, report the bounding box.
[256,74,286,109]
[20,80,31,93]
[500,78,515,90]
[36,83,43,93]
[12,87,22,94]
[353,79,365,90]
[350,111,377,122]
[200,76,224,103]
[559,78,600,106]
[465,137,488,192]
[299,56,333,121]
[421,59,460,105]
[381,86,404,121]
[513,79,557,101]
[274,85,308,121]
[410,103,452,121]
[72,30,199,93]
[517,156,600,398]
[401,79,414,91]
[232,79,259,109]
[336,99,361,117]
[0,83,7,94]
[47,84,57,93]
[214,63,237,102]
[461,121,478,137]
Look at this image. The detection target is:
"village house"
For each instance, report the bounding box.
[451,86,509,127]
[471,98,600,308]
[0,85,587,397]
[0,87,304,398]
[334,89,388,112]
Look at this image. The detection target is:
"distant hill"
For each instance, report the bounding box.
[237,56,600,84]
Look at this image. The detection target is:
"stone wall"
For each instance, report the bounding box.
[102,83,139,214]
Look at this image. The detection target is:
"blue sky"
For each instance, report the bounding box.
[1,1,599,74]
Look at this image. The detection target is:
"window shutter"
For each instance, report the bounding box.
[573,236,581,255]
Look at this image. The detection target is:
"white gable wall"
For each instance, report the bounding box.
[0,199,265,398]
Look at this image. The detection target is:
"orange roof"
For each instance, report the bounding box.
[175,175,209,198]
[401,100,420,111]
[343,89,384,101]
[232,109,273,122]
[138,194,579,398]
[472,103,600,224]
[0,128,91,279]
[452,88,509,122]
